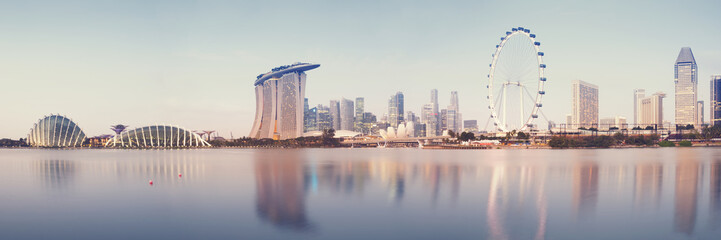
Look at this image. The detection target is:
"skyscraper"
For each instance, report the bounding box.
[634,89,646,125]
[316,104,331,131]
[675,47,698,126]
[354,97,364,132]
[249,63,319,140]
[572,80,599,128]
[640,92,665,127]
[711,75,721,126]
[447,91,461,133]
[329,100,340,130]
[422,103,437,137]
[430,89,440,135]
[340,98,354,131]
[387,92,404,128]
[303,98,318,132]
[697,101,704,126]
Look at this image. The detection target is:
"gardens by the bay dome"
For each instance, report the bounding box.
[105,125,211,148]
[27,114,87,147]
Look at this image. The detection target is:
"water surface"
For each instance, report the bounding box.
[1,148,720,239]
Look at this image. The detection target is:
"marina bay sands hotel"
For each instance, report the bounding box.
[249,63,320,140]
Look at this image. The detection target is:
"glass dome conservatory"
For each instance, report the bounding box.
[27,115,87,147]
[105,125,211,148]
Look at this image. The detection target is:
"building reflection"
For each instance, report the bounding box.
[709,159,721,227]
[376,160,407,202]
[419,162,462,204]
[572,161,599,218]
[486,163,548,240]
[33,159,76,189]
[674,152,700,235]
[633,162,663,208]
[255,151,310,230]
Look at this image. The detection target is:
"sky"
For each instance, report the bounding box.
[1,0,720,139]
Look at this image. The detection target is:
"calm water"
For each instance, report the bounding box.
[1,148,720,239]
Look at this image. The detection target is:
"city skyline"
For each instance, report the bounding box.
[1,0,721,138]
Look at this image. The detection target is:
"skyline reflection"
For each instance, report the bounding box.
[4,149,721,239]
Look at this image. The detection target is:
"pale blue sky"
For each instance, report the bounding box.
[1,0,720,138]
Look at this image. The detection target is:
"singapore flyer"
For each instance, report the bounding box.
[487,27,546,132]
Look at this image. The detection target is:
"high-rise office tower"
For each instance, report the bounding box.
[329,100,340,130]
[697,101,704,126]
[387,92,404,128]
[711,75,721,126]
[440,109,448,131]
[430,89,440,135]
[316,104,331,131]
[361,112,376,135]
[354,97,364,132]
[640,92,666,127]
[422,103,437,137]
[634,89,646,125]
[250,63,319,139]
[572,80,599,128]
[303,98,318,132]
[340,98,354,131]
[675,47,698,126]
[447,91,461,133]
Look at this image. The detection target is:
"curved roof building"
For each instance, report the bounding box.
[105,125,210,148]
[27,114,87,147]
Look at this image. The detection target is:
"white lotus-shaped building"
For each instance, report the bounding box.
[380,122,416,140]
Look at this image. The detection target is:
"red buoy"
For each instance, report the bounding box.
[178,173,182,178]
[149,180,153,185]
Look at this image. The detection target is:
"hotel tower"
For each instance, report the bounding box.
[249,63,320,140]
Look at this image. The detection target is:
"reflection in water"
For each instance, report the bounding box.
[13,149,721,239]
[255,151,310,230]
[675,152,700,235]
[573,161,599,218]
[378,161,407,202]
[710,159,721,227]
[486,163,547,240]
[634,162,663,208]
[33,160,76,189]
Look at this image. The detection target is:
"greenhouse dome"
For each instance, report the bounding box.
[27,114,87,147]
[105,125,211,148]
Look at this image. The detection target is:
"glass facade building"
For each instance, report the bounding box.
[674,47,697,126]
[106,125,210,148]
[27,114,86,147]
[354,97,364,132]
[712,75,721,126]
[387,92,404,128]
[340,98,354,131]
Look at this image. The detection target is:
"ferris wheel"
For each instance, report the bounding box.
[487,27,546,132]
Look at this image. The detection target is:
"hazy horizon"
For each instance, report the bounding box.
[1,0,720,139]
